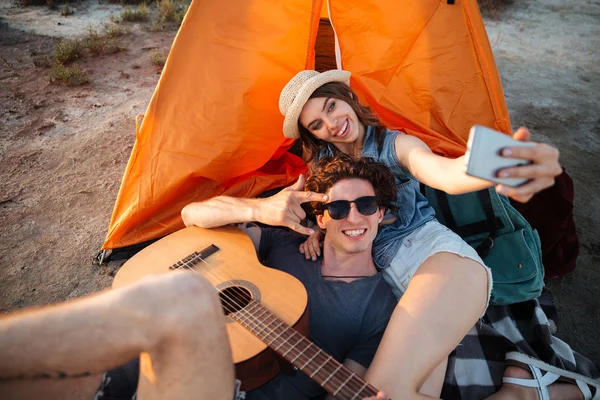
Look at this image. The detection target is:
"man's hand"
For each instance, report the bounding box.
[495,127,562,203]
[255,174,328,235]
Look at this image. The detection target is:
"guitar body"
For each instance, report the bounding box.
[113,226,309,390]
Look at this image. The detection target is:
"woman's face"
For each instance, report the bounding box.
[299,97,365,148]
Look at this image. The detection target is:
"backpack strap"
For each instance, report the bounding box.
[475,189,498,258]
[434,187,458,231]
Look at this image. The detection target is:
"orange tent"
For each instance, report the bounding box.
[102,0,511,252]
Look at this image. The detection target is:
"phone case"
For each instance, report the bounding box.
[464,125,535,187]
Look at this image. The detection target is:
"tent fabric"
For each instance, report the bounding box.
[329,0,511,156]
[102,0,511,250]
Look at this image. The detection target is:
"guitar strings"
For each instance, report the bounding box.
[186,255,373,398]
[177,244,378,398]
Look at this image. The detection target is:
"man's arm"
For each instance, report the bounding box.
[181,174,327,236]
[181,196,261,228]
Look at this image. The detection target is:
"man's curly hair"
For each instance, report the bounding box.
[304,154,398,216]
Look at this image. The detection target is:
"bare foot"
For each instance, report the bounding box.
[497,365,585,400]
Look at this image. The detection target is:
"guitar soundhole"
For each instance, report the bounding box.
[219,286,252,315]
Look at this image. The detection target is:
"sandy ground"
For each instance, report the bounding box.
[1,0,599,372]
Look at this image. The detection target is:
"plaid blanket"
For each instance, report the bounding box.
[442,289,600,399]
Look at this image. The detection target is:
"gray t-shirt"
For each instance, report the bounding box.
[246,228,397,400]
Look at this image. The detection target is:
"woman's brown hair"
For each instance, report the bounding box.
[297,82,386,165]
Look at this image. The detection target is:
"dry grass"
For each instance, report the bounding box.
[49,63,90,86]
[108,0,147,4]
[33,55,53,68]
[105,39,125,54]
[121,4,149,22]
[54,39,84,64]
[42,18,129,84]
[151,19,165,32]
[20,0,76,8]
[60,3,73,16]
[155,0,189,26]
[174,6,186,26]
[157,0,177,22]
[104,21,122,39]
[84,27,106,56]
[149,50,166,66]
[81,25,125,57]
[477,0,514,18]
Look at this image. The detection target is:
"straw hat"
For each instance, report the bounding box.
[279,70,351,139]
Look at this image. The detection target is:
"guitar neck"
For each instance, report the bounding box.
[231,299,379,399]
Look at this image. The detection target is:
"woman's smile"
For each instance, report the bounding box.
[334,119,349,138]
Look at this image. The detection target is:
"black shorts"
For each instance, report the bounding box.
[93,357,244,400]
[94,358,139,400]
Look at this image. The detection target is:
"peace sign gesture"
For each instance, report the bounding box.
[255,174,328,235]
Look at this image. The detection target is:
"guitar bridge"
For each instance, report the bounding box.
[169,244,220,270]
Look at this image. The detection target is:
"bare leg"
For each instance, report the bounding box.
[0,375,104,400]
[0,271,235,400]
[136,273,235,399]
[418,358,448,398]
[366,252,489,399]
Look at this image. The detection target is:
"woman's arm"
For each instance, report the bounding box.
[394,127,561,202]
[394,133,490,195]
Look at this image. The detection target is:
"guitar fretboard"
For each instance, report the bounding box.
[230,299,379,400]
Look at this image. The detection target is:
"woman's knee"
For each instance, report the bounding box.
[417,252,490,302]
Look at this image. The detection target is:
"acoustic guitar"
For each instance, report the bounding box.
[113,226,383,399]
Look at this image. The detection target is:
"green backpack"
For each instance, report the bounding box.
[420,185,545,305]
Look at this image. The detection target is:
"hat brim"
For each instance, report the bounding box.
[282,70,351,139]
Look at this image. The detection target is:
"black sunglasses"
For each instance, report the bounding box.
[321,196,380,220]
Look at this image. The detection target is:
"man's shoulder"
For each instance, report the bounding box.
[259,226,304,243]
[262,229,308,259]
[233,223,305,255]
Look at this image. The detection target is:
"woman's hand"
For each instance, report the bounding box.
[299,231,324,261]
[362,392,389,400]
[495,127,562,203]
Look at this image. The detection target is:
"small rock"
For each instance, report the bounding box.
[37,121,55,134]
[33,101,47,109]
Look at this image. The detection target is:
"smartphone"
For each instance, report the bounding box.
[464,125,535,187]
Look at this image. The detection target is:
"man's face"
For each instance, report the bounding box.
[316,178,384,255]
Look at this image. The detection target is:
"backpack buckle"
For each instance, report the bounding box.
[476,237,495,258]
